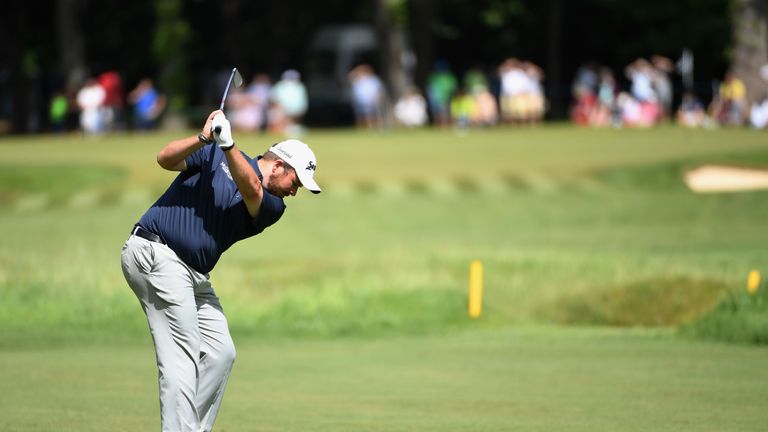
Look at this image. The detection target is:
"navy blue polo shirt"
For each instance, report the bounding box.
[137,144,286,274]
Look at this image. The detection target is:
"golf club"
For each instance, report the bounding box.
[215,67,244,134]
[220,67,244,110]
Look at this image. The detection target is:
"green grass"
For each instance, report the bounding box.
[684,282,768,344]
[1,126,768,344]
[1,126,768,429]
[1,328,767,431]
[0,164,124,200]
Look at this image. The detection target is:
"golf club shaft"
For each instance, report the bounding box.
[219,69,238,111]
[215,68,239,133]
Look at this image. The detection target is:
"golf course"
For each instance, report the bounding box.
[1,125,767,431]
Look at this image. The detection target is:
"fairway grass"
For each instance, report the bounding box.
[1,328,767,431]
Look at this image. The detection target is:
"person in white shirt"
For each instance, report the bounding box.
[76,78,106,134]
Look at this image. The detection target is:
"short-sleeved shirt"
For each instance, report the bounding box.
[138,144,286,274]
[720,79,746,102]
[134,89,159,120]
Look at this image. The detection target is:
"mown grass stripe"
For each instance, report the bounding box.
[0,170,702,213]
[13,194,49,212]
[68,190,100,209]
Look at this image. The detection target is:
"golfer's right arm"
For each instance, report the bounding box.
[157,110,221,171]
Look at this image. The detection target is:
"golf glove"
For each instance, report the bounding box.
[211,113,235,151]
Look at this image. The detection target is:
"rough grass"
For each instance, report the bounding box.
[683,283,768,344]
[539,276,727,326]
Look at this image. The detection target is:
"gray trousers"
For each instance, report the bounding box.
[121,235,236,432]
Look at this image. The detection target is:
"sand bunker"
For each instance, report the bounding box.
[684,165,768,193]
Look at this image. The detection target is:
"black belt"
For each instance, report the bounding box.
[131,225,165,244]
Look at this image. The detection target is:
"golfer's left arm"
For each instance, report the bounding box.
[212,113,263,217]
[223,145,263,217]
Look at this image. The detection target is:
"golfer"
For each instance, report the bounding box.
[121,109,320,431]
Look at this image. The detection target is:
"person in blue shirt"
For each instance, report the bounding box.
[121,110,321,431]
[128,78,167,130]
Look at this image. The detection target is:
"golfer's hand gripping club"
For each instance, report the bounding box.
[211,113,235,151]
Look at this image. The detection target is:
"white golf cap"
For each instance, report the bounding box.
[270,139,321,194]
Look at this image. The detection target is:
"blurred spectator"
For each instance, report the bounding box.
[228,85,261,132]
[651,56,674,120]
[97,70,124,131]
[269,69,308,135]
[571,85,595,126]
[128,78,166,131]
[625,58,660,125]
[589,67,618,127]
[617,91,654,128]
[48,90,68,133]
[499,58,530,124]
[427,60,458,128]
[463,67,489,95]
[572,63,599,101]
[760,64,768,88]
[616,92,640,127]
[349,64,386,129]
[244,73,272,132]
[749,64,768,129]
[750,99,768,129]
[266,103,288,135]
[471,84,498,127]
[521,61,546,124]
[227,74,271,133]
[393,86,427,128]
[676,92,706,128]
[450,88,475,131]
[626,58,657,103]
[710,70,747,126]
[76,78,106,134]
[570,65,597,126]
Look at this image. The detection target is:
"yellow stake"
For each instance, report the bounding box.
[468,260,483,318]
[747,270,761,295]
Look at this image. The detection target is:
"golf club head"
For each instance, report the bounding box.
[219,67,245,111]
[232,68,244,88]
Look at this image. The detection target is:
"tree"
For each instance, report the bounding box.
[153,0,191,116]
[407,0,437,92]
[546,0,565,118]
[0,0,746,132]
[1,1,31,133]
[731,0,768,106]
[375,0,411,101]
[57,0,88,92]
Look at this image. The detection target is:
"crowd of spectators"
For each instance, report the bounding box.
[225,69,309,136]
[389,57,544,132]
[48,71,166,135]
[47,68,312,136]
[40,57,768,135]
[344,55,763,133]
[571,57,675,128]
[571,57,768,130]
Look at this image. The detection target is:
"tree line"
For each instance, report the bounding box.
[0,0,764,133]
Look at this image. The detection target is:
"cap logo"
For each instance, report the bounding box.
[306,161,316,171]
[276,148,292,159]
